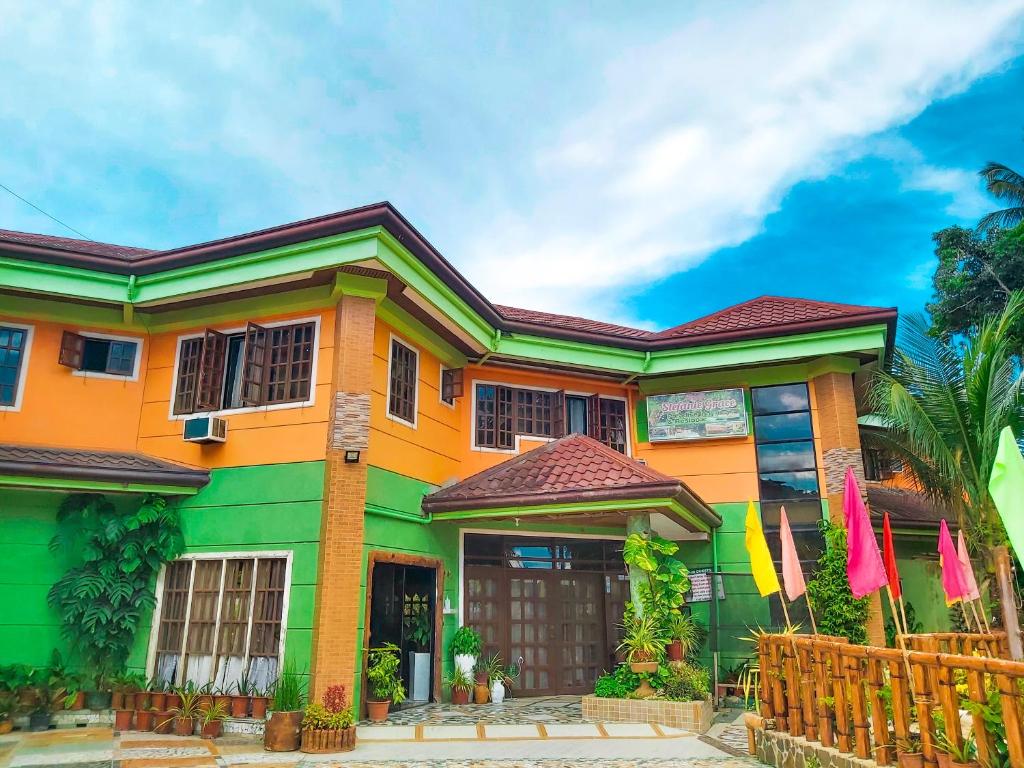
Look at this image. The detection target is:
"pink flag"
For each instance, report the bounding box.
[938,520,970,605]
[956,530,981,602]
[843,467,888,599]
[779,506,806,601]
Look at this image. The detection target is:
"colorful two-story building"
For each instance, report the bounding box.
[0,202,906,707]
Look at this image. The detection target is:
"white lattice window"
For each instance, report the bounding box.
[150,554,290,692]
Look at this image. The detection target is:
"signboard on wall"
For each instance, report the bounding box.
[646,387,748,442]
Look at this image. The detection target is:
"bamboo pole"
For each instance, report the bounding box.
[884,585,917,697]
[803,592,818,635]
[995,545,1023,660]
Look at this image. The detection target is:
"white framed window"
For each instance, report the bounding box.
[386,334,418,427]
[0,322,32,412]
[147,552,291,692]
[59,330,143,381]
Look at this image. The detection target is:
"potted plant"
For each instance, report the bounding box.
[0,691,14,735]
[481,653,508,704]
[935,730,979,768]
[86,670,112,711]
[135,707,156,731]
[231,674,251,718]
[444,667,472,705]
[251,681,272,720]
[896,734,924,768]
[300,684,356,753]
[28,685,54,733]
[153,708,175,735]
[169,687,203,736]
[148,678,167,711]
[617,614,667,698]
[200,701,228,738]
[122,673,145,711]
[365,643,406,722]
[213,683,232,714]
[667,613,704,663]
[197,681,215,712]
[472,658,490,704]
[450,627,482,681]
[264,664,306,752]
[165,682,183,711]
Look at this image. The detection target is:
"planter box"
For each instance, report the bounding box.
[300,726,356,753]
[581,695,713,733]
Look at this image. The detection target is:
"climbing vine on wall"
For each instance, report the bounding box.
[806,520,870,645]
[622,532,691,630]
[47,493,183,678]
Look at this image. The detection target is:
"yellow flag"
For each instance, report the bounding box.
[745,501,781,597]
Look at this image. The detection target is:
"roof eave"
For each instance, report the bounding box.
[0,460,210,490]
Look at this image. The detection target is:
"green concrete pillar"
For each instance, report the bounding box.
[626,513,652,615]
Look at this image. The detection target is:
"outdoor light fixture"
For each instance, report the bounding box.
[344,450,360,463]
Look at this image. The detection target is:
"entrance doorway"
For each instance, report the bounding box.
[367,559,438,705]
[463,534,629,696]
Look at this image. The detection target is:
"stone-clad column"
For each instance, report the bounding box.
[812,371,885,646]
[309,281,383,701]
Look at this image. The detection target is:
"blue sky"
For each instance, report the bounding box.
[1,1,1023,330]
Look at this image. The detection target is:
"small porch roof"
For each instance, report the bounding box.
[0,443,210,494]
[421,434,720,532]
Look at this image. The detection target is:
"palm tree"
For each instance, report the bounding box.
[978,161,1024,231]
[867,291,1024,559]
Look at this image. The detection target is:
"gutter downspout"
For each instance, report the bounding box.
[712,525,720,701]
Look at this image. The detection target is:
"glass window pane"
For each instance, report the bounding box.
[758,470,820,500]
[754,412,812,442]
[752,383,809,415]
[760,501,823,526]
[756,441,816,472]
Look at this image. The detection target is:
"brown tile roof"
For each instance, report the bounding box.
[866,484,948,530]
[0,203,895,352]
[652,296,894,342]
[421,434,719,528]
[0,229,153,260]
[0,443,209,490]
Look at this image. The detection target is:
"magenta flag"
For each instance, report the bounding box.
[938,520,970,605]
[843,467,888,599]
[779,506,806,601]
[956,530,982,602]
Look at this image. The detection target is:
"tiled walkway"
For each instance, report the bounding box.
[370,696,584,726]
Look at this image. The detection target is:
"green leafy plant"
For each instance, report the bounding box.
[443,666,473,694]
[896,734,922,754]
[805,521,870,644]
[200,700,228,725]
[617,613,668,663]
[965,689,1011,768]
[668,613,707,660]
[271,662,307,712]
[935,729,977,762]
[365,643,406,705]
[403,593,432,650]
[622,532,691,630]
[170,687,204,720]
[450,627,482,657]
[302,684,354,730]
[593,665,640,698]
[47,494,183,678]
[660,661,711,701]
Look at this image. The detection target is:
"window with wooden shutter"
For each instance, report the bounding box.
[240,322,268,406]
[551,391,566,438]
[597,397,628,453]
[441,367,463,405]
[266,321,314,404]
[496,385,514,449]
[194,330,228,411]
[0,325,29,407]
[586,394,601,439]
[388,338,418,424]
[173,337,204,414]
[475,383,497,447]
[58,331,85,369]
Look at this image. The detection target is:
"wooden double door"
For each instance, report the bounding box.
[465,565,627,696]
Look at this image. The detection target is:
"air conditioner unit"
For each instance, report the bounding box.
[183,416,227,444]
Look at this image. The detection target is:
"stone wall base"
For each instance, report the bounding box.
[581,695,713,733]
[756,729,876,768]
[11,710,264,735]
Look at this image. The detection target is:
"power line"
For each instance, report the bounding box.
[0,181,93,241]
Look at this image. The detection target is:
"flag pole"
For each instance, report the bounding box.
[968,599,986,634]
[897,594,911,636]
[803,593,818,635]
[884,584,916,696]
[975,598,992,633]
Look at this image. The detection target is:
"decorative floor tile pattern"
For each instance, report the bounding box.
[310,761,760,767]
[367,697,584,726]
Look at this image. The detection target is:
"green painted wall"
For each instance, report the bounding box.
[883,537,952,635]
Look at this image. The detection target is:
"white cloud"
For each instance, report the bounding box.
[459,0,1024,323]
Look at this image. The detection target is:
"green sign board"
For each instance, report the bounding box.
[646,387,748,442]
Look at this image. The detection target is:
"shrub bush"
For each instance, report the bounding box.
[660,661,711,702]
[593,665,639,698]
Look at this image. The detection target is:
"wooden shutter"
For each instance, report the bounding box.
[195,329,227,412]
[240,322,268,407]
[496,385,515,449]
[58,331,85,369]
[586,394,601,439]
[551,391,566,437]
[173,338,204,415]
[441,367,464,402]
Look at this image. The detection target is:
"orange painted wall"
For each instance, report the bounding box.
[0,316,147,452]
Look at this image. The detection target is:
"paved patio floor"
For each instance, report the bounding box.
[370,696,585,726]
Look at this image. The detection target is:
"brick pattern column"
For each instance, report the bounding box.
[811,371,885,646]
[309,295,376,701]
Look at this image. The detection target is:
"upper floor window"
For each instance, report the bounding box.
[173,320,315,415]
[59,331,139,378]
[474,383,628,453]
[440,365,463,406]
[388,337,418,426]
[0,324,30,408]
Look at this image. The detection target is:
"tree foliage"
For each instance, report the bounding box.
[868,292,1024,553]
[806,521,870,645]
[927,224,1024,352]
[47,493,183,680]
[978,160,1024,232]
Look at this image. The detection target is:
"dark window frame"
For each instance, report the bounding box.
[0,324,29,408]
[59,331,140,377]
[388,336,419,426]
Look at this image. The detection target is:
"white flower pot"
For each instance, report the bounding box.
[490,679,506,704]
[454,654,476,679]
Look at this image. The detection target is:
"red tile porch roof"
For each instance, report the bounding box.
[421,434,719,529]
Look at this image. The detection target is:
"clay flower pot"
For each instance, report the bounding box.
[165,693,182,710]
[473,683,489,704]
[201,720,222,738]
[135,710,155,731]
[250,696,269,719]
[366,699,391,722]
[897,754,924,768]
[153,712,174,735]
[214,694,232,713]
[150,692,167,711]
[123,692,137,711]
[173,716,195,737]
[451,688,470,705]
[300,726,356,753]
[230,695,249,718]
[198,694,214,711]
[111,691,125,710]
[113,709,134,731]
[264,710,302,751]
[667,640,683,662]
[629,661,659,674]
[69,691,86,710]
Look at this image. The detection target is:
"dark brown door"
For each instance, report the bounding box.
[553,573,605,694]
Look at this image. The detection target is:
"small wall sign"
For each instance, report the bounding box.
[646,387,748,442]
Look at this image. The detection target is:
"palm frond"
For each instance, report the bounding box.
[977,161,1024,232]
